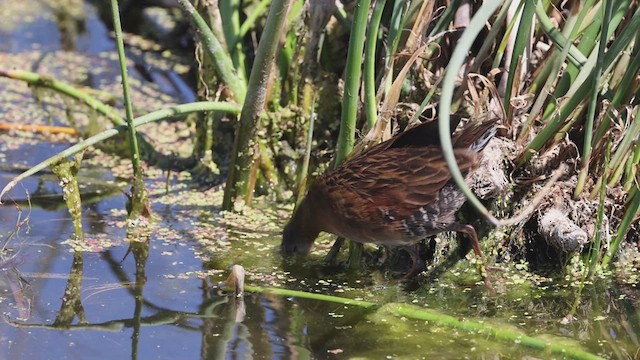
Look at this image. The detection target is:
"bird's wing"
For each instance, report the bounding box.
[318,146,477,232]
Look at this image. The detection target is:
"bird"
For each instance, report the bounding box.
[281,115,498,287]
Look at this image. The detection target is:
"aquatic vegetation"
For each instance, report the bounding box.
[1,0,640,358]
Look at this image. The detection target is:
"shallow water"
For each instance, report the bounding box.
[1,1,640,359]
[1,165,640,360]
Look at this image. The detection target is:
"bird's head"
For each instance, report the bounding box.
[281,196,321,255]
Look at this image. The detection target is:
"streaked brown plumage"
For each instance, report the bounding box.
[281,116,498,284]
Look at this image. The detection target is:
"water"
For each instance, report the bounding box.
[2,160,638,359]
[1,1,639,359]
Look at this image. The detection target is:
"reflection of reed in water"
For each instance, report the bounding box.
[0,255,32,320]
[200,267,313,359]
[52,251,86,327]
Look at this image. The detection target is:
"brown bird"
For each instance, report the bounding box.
[281,116,498,286]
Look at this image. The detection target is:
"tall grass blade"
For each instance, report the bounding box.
[601,186,640,268]
[574,0,614,197]
[518,5,640,165]
[439,1,502,225]
[363,0,387,130]
[502,0,535,114]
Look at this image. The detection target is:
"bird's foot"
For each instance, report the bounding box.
[403,244,426,279]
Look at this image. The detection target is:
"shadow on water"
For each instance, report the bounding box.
[1,1,640,359]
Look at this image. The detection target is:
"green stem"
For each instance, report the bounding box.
[239,0,271,38]
[519,5,640,166]
[258,141,282,199]
[623,107,640,191]
[220,0,247,81]
[0,69,125,126]
[428,0,463,37]
[574,0,613,197]
[110,0,142,178]
[438,1,502,225]
[363,0,387,130]
[241,284,603,360]
[519,0,582,143]
[379,0,409,98]
[333,0,371,266]
[223,0,294,209]
[177,0,247,103]
[588,139,610,277]
[335,0,371,164]
[385,0,409,67]
[0,102,241,203]
[51,156,83,239]
[333,6,351,30]
[534,1,588,67]
[471,0,512,74]
[601,186,640,268]
[607,51,640,176]
[296,99,315,204]
[502,0,535,114]
[244,284,375,307]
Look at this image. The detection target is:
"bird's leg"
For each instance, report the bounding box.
[324,237,345,264]
[374,245,389,266]
[449,224,494,292]
[403,243,426,278]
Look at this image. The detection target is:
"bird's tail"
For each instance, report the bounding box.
[452,118,499,153]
